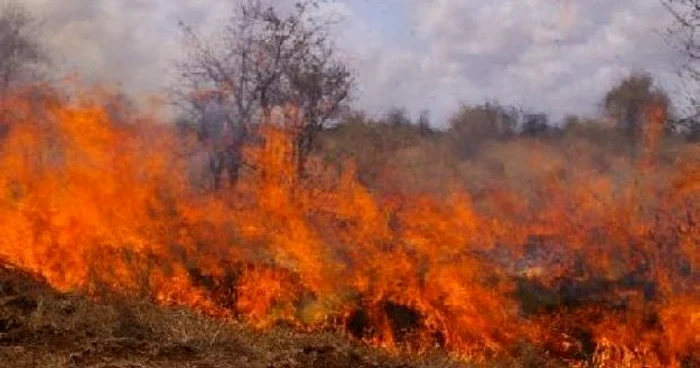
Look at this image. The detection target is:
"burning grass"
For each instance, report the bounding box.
[1,262,479,368]
[0,87,697,367]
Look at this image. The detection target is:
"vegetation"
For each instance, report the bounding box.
[0,1,697,368]
[0,262,475,368]
[173,0,353,188]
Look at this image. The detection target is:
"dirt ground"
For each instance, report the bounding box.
[0,263,483,368]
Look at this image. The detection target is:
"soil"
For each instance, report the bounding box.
[0,263,468,368]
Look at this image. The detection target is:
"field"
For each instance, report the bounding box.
[0,89,696,367]
[1,262,567,368]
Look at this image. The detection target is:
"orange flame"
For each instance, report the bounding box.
[0,85,696,366]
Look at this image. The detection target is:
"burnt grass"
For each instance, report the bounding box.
[0,262,567,368]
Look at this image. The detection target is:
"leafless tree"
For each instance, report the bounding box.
[173,0,353,188]
[661,0,700,139]
[662,0,700,57]
[0,2,46,93]
[0,2,53,137]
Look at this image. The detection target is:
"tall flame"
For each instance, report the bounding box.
[0,86,696,366]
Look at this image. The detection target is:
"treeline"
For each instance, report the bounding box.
[312,72,693,196]
[1,1,698,192]
[166,0,699,191]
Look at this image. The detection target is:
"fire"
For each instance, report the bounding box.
[0,85,697,367]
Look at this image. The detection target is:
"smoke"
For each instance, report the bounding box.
[18,0,231,95]
[11,0,688,124]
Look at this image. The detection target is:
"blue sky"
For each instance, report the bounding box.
[18,0,688,125]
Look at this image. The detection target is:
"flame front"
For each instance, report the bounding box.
[0,88,697,367]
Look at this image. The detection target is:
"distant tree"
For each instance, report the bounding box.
[447,102,519,157]
[602,73,670,140]
[561,115,606,137]
[383,107,411,126]
[173,0,353,188]
[560,114,630,155]
[0,2,46,92]
[417,109,432,136]
[520,113,550,136]
[561,115,585,136]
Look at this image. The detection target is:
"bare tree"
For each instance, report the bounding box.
[0,2,46,93]
[173,0,353,188]
[662,0,700,58]
[661,0,700,139]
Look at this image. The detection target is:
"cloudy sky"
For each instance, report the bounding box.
[19,0,686,125]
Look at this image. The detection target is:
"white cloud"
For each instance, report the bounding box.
[14,0,686,124]
[388,0,681,122]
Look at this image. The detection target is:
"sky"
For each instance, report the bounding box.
[17,0,688,125]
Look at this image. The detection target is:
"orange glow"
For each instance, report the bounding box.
[0,85,696,367]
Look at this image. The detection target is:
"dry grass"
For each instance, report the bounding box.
[1,261,563,368]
